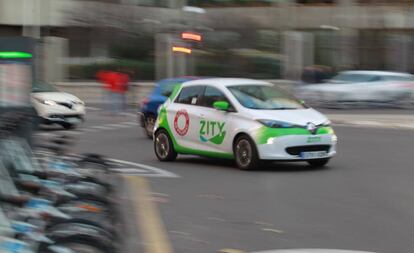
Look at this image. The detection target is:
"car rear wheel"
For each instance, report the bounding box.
[307,158,330,167]
[395,94,414,109]
[144,114,156,139]
[154,129,177,161]
[63,123,76,130]
[234,135,260,170]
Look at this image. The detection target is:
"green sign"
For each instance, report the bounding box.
[0,51,33,59]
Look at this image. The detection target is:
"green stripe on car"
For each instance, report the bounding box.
[256,126,334,145]
[157,106,234,159]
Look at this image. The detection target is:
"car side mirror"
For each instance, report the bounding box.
[213,101,230,111]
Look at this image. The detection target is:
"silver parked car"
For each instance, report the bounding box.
[296,71,414,108]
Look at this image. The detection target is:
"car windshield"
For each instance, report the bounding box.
[228,85,306,110]
[331,73,381,83]
[32,82,59,93]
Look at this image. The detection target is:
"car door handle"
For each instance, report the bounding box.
[199,114,205,119]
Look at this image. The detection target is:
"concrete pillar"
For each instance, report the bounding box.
[156,33,192,79]
[338,28,358,70]
[283,31,314,80]
[42,37,68,82]
[156,33,174,80]
[386,33,411,72]
[170,0,186,8]
[338,0,358,70]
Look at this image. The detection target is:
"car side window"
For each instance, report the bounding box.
[369,76,381,82]
[175,86,204,105]
[200,86,232,109]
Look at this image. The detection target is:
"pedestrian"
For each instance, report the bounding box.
[96,69,112,112]
[107,70,122,114]
[117,69,130,113]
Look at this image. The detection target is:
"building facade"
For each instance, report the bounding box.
[1,0,414,80]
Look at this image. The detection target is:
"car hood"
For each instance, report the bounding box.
[248,108,328,126]
[31,92,82,103]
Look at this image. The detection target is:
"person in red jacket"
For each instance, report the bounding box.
[97,69,130,114]
[97,70,112,112]
[116,70,130,112]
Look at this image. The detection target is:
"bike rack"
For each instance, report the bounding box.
[0,37,37,146]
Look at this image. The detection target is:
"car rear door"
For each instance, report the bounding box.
[167,85,205,150]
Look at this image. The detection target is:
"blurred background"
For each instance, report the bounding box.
[3,0,414,82]
[1,0,414,109]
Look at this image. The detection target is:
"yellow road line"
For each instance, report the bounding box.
[125,176,174,253]
[219,249,248,253]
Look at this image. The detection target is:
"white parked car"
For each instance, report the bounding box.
[296,71,414,108]
[31,82,85,129]
[153,78,337,170]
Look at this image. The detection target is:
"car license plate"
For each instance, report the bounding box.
[300,151,327,159]
[307,136,321,143]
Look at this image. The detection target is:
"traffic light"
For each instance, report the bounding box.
[181,32,202,42]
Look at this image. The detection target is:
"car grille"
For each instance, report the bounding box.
[57,102,74,109]
[49,115,82,120]
[286,145,331,156]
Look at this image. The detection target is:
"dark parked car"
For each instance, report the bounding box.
[139,77,200,138]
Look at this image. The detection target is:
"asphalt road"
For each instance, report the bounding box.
[43,108,414,253]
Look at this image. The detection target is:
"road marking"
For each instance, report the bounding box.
[123,122,138,126]
[36,121,138,136]
[120,112,138,117]
[261,228,284,234]
[91,125,117,130]
[197,194,225,200]
[81,128,97,133]
[207,217,226,222]
[218,249,248,253]
[108,158,179,178]
[86,107,102,111]
[106,123,131,128]
[169,230,191,236]
[110,168,147,173]
[125,176,174,253]
[254,221,274,226]
[252,249,376,253]
[32,150,179,178]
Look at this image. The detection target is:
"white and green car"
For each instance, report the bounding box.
[153,78,337,170]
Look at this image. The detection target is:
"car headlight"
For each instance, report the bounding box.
[35,98,56,106]
[257,119,299,128]
[73,100,85,105]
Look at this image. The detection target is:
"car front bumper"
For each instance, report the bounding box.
[36,103,85,125]
[257,133,337,161]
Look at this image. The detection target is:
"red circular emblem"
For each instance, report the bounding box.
[174,110,190,136]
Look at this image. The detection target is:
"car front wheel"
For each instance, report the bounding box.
[154,129,177,162]
[234,135,260,170]
[63,123,76,130]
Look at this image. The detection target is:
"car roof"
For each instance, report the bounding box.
[338,71,413,77]
[157,77,200,86]
[182,78,272,87]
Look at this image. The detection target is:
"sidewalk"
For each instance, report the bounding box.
[327,113,414,130]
